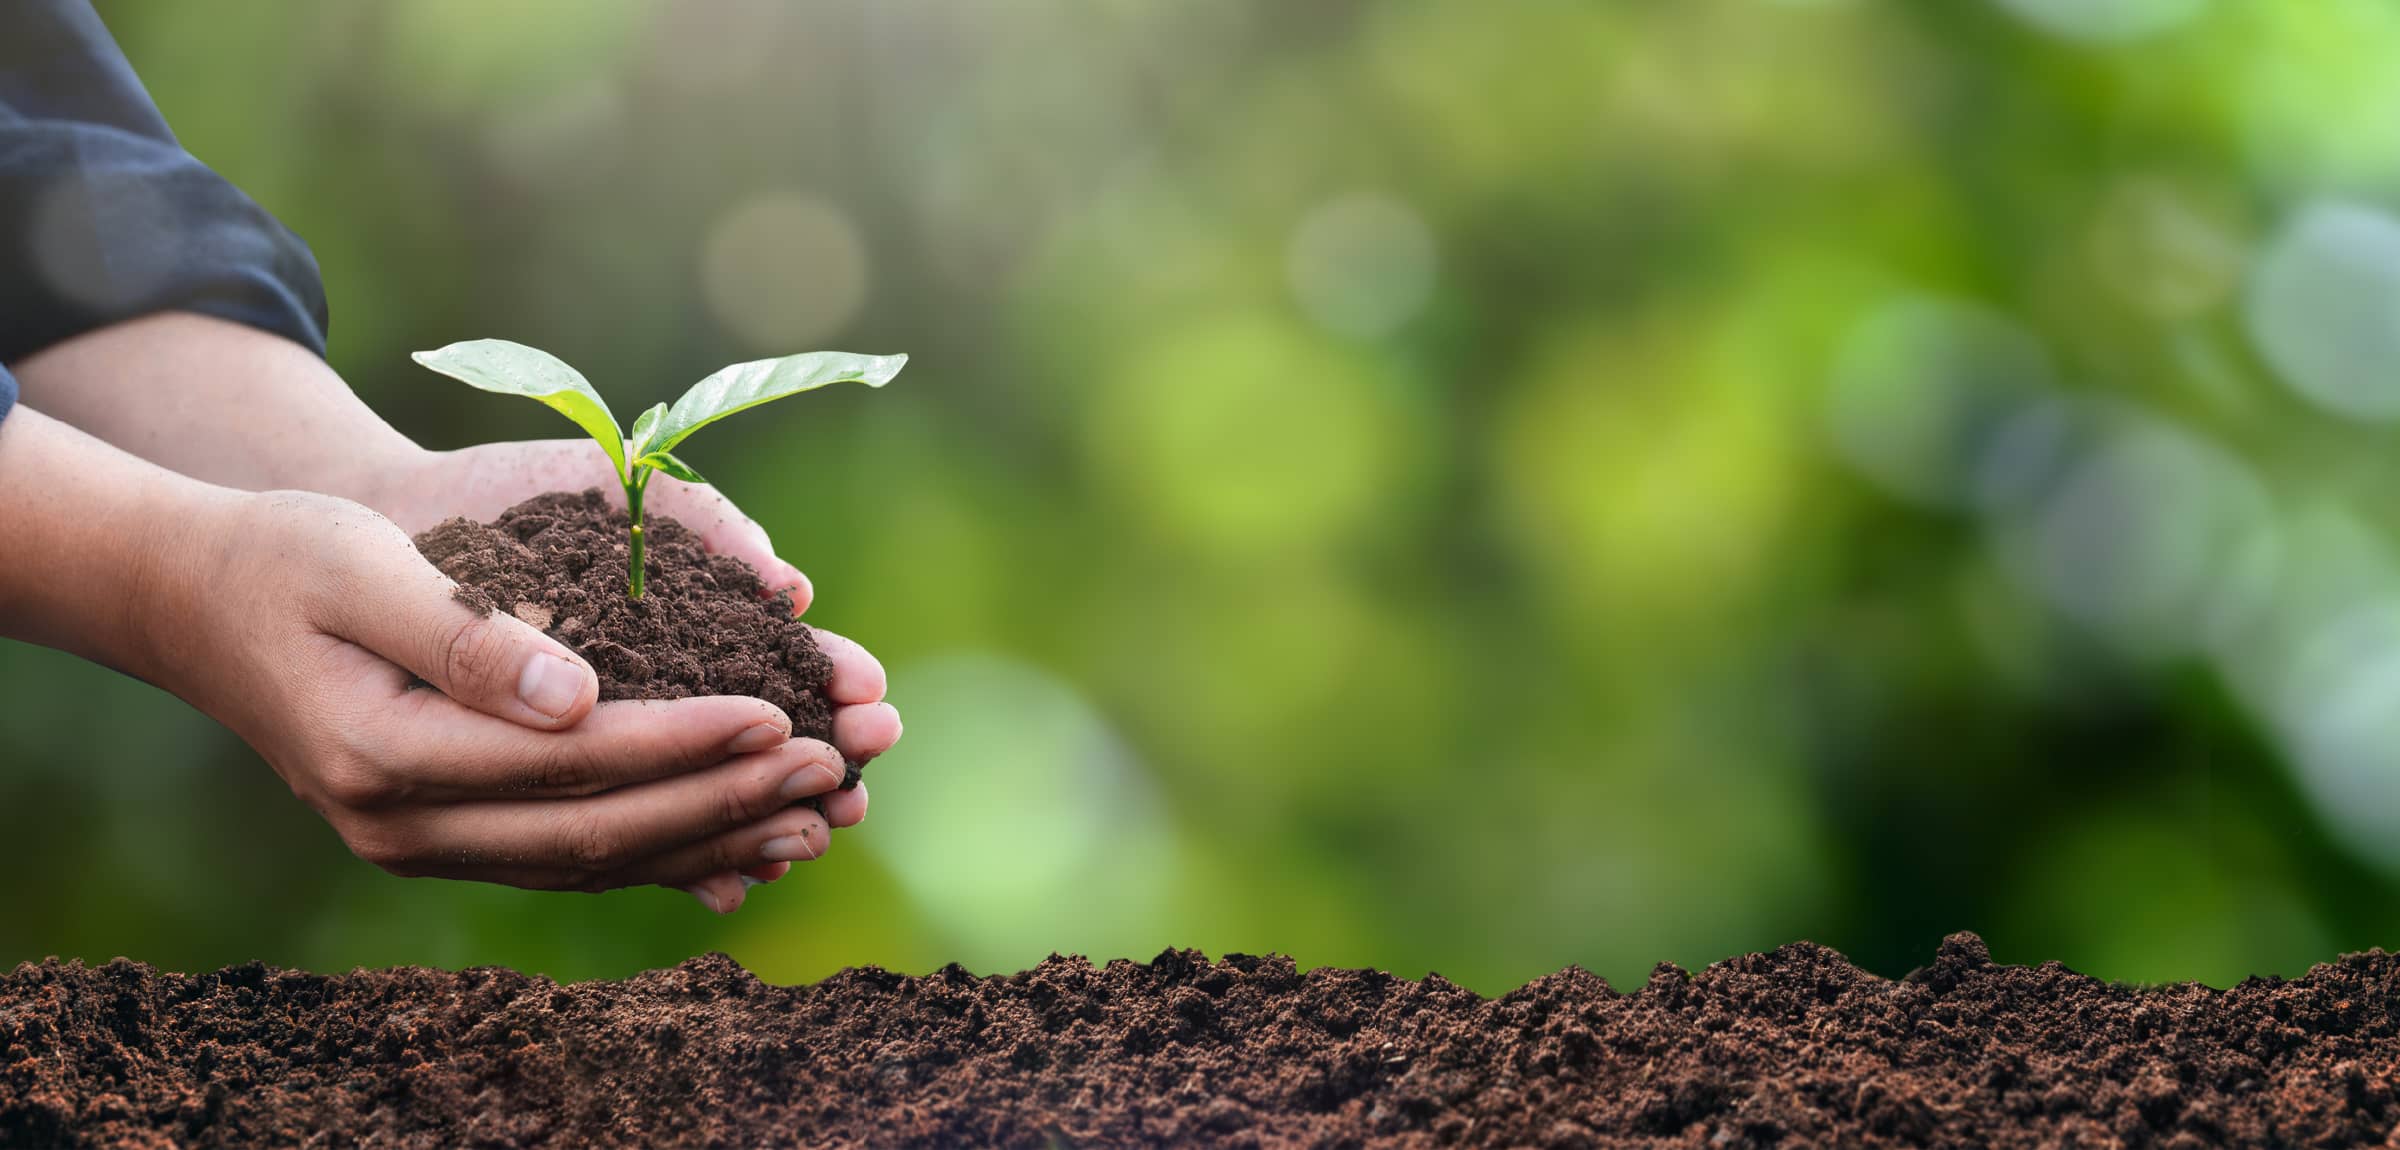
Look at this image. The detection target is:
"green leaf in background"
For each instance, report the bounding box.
[647,351,906,455]
[413,340,629,478]
[636,450,709,485]
[627,402,668,459]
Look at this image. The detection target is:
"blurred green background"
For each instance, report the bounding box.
[10,0,2400,992]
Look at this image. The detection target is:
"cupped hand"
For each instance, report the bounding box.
[149,489,886,908]
[5,318,896,911]
[366,439,902,909]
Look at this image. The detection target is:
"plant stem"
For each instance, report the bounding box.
[626,473,649,599]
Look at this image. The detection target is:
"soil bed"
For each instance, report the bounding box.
[413,491,851,785]
[5,934,2399,1147]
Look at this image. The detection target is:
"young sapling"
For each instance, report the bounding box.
[413,339,905,598]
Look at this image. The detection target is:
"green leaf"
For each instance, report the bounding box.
[627,402,668,459]
[635,450,709,486]
[413,340,628,478]
[647,351,906,455]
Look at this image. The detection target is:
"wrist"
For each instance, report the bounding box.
[8,312,426,504]
[0,408,244,681]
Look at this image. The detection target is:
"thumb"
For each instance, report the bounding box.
[324,525,599,730]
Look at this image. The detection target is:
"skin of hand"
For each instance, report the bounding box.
[364,439,903,910]
[10,314,901,912]
[0,407,863,901]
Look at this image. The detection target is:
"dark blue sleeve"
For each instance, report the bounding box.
[0,1,328,424]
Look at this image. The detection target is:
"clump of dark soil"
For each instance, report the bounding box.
[7,934,2400,1148]
[413,490,845,782]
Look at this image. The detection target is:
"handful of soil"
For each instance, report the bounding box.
[412,489,851,785]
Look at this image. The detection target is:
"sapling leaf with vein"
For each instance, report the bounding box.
[413,340,905,599]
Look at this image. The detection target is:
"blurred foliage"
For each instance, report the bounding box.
[8,0,2400,992]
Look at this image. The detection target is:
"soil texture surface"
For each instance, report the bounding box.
[8,933,2400,1147]
[413,490,844,782]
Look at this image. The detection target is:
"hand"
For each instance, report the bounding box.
[162,488,883,904]
[0,410,856,905]
[366,439,903,908]
[10,315,902,911]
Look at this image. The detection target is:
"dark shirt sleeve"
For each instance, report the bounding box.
[0,0,328,425]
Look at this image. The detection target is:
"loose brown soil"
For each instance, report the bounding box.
[7,934,2400,1147]
[413,490,850,785]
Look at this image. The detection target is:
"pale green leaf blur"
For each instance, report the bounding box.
[10,0,2400,993]
[413,340,627,477]
[650,351,905,456]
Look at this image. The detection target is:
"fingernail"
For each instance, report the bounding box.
[761,829,818,862]
[517,653,585,720]
[728,722,787,756]
[777,759,843,802]
[739,874,766,889]
[682,885,720,913]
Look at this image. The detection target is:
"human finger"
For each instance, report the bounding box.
[818,782,869,828]
[314,516,601,731]
[347,692,792,803]
[609,803,834,892]
[394,737,845,873]
[809,627,886,704]
[831,701,902,766]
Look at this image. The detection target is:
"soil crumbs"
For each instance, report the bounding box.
[6,934,2400,1148]
[412,490,844,781]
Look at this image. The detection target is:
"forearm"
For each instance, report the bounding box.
[0,405,234,676]
[8,312,421,506]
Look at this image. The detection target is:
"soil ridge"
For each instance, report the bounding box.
[8,932,2400,1147]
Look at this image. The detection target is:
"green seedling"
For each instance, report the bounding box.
[413,339,906,598]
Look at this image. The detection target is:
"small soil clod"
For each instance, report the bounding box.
[413,490,852,786]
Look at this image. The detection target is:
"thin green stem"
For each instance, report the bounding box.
[626,471,650,599]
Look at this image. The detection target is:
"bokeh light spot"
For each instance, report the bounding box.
[2240,1,2400,196]
[1286,192,1438,341]
[2277,603,2400,874]
[2214,505,2400,716]
[2245,202,2400,422]
[1969,396,2081,515]
[699,193,870,351]
[864,655,1177,971]
[1499,322,1799,621]
[1997,418,2269,659]
[1825,296,2054,509]
[1090,315,1413,551]
[2085,174,2248,320]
